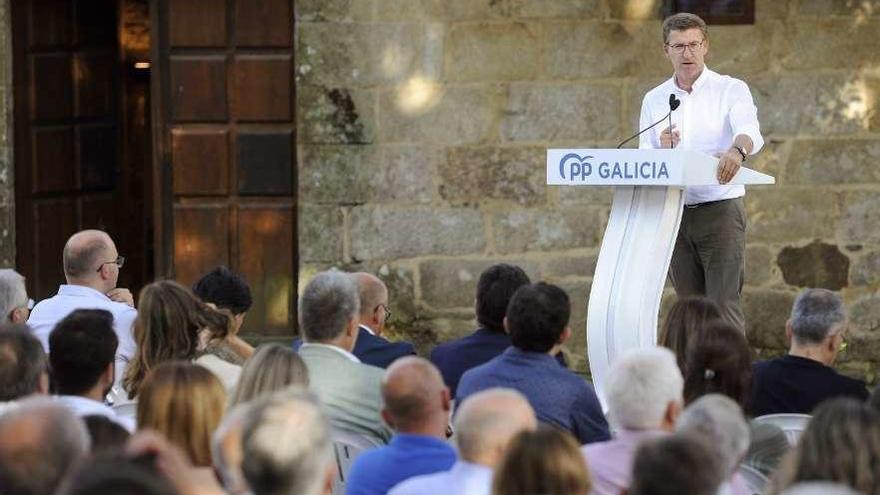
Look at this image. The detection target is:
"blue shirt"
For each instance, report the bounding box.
[345,433,456,495]
[457,347,610,444]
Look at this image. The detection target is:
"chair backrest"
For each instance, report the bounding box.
[331,429,381,495]
[738,464,769,495]
[753,414,812,446]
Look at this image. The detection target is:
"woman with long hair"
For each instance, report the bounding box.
[229,344,309,407]
[137,361,227,467]
[659,296,722,374]
[492,427,592,495]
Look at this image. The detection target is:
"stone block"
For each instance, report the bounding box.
[340,261,419,324]
[606,0,662,20]
[295,0,374,22]
[846,294,880,361]
[419,258,540,309]
[0,206,13,268]
[440,147,547,206]
[748,139,790,184]
[297,23,430,87]
[298,205,344,262]
[781,20,880,70]
[297,85,375,145]
[492,207,605,254]
[751,73,869,137]
[541,253,599,280]
[350,206,486,260]
[558,280,590,374]
[510,0,599,18]
[376,0,510,21]
[869,78,880,132]
[298,145,435,204]
[793,0,880,17]
[743,288,797,350]
[378,85,504,145]
[850,251,880,287]
[556,186,615,207]
[709,23,782,75]
[445,23,540,82]
[543,21,669,79]
[501,83,622,143]
[839,191,880,245]
[777,240,850,290]
[745,188,838,244]
[756,0,792,19]
[786,139,880,185]
[746,244,773,287]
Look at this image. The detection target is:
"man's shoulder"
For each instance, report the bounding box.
[388,470,446,495]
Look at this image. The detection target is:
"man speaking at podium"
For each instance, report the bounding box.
[639,13,763,331]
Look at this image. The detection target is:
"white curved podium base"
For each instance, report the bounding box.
[587,186,684,408]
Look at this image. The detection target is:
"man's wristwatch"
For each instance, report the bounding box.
[732,145,747,162]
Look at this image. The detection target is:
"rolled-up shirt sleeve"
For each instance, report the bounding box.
[728,80,764,154]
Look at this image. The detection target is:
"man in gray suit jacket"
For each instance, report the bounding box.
[297,270,393,444]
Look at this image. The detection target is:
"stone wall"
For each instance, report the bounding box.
[0,0,14,268]
[295,0,880,379]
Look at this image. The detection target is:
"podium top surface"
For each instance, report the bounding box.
[546,148,775,187]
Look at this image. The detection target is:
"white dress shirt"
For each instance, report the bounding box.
[28,285,138,387]
[639,67,764,205]
[56,395,136,432]
[388,461,493,495]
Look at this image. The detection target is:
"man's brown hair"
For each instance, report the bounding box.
[662,12,708,43]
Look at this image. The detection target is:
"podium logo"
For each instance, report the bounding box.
[559,153,593,180]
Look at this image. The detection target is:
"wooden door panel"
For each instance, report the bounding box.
[74,0,116,46]
[173,206,230,285]
[30,0,72,48]
[78,124,117,191]
[30,53,73,121]
[33,199,77,297]
[236,131,293,196]
[171,128,229,195]
[168,0,227,48]
[73,53,115,118]
[32,127,76,193]
[237,206,294,335]
[234,0,291,47]
[233,55,291,122]
[169,56,228,122]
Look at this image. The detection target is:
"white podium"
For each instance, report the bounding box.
[545,149,775,407]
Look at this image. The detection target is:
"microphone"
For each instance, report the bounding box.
[617,93,681,149]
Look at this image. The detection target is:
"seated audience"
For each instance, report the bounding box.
[0,397,90,495]
[658,295,722,373]
[28,230,137,385]
[677,394,750,495]
[57,451,177,495]
[83,415,131,454]
[123,280,238,398]
[0,325,48,413]
[50,308,134,431]
[457,282,609,444]
[296,270,392,444]
[779,483,860,495]
[0,269,32,324]
[582,347,683,495]
[390,388,537,495]
[628,434,724,495]
[229,343,309,407]
[346,357,456,494]
[749,288,867,417]
[294,272,416,368]
[241,390,335,495]
[137,361,227,467]
[492,427,592,495]
[192,266,256,363]
[211,403,252,495]
[767,399,880,494]
[684,320,790,475]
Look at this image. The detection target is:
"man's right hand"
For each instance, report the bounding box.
[660,124,680,148]
[107,288,135,308]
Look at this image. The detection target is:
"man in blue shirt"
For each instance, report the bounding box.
[457,282,610,444]
[345,357,456,495]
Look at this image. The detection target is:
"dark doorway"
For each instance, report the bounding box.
[12,0,153,300]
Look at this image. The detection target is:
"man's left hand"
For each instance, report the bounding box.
[715,149,743,184]
[107,288,135,308]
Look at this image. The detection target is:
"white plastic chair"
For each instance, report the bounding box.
[738,464,769,495]
[753,413,811,446]
[331,429,381,495]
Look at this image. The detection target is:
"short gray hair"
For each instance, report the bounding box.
[0,269,27,322]
[212,403,251,493]
[606,347,683,430]
[0,397,90,495]
[241,390,332,495]
[676,394,749,476]
[662,12,708,43]
[298,271,360,342]
[790,289,846,345]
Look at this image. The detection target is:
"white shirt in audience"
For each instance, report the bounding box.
[56,395,135,432]
[28,285,137,387]
[194,354,243,395]
[387,461,493,495]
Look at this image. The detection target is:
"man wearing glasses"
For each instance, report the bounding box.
[28,230,136,387]
[0,269,33,324]
[638,12,764,331]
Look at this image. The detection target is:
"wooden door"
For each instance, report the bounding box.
[152,0,297,337]
[12,0,149,299]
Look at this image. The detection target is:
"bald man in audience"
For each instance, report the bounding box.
[28,229,136,385]
[345,357,457,495]
[294,272,415,368]
[389,388,537,495]
[0,397,90,495]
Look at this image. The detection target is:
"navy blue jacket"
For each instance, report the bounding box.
[456,347,610,444]
[292,326,415,369]
[430,327,567,399]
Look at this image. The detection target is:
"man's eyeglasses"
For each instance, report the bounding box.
[374,304,391,321]
[96,255,125,272]
[666,40,704,54]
